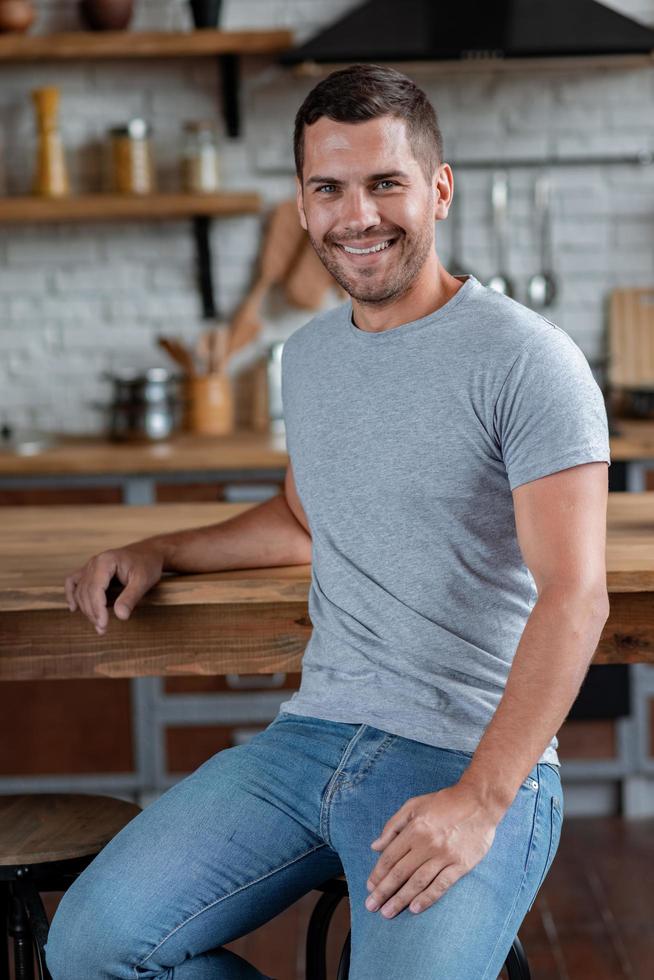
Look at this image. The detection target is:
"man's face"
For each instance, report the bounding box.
[296,115,440,304]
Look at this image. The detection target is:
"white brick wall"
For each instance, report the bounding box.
[0,0,653,431]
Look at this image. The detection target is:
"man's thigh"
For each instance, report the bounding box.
[45,717,343,978]
[329,736,563,980]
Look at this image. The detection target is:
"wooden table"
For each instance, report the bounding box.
[2,493,654,813]
[0,430,288,505]
[1,493,653,679]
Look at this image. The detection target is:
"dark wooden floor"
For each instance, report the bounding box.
[10,815,654,979]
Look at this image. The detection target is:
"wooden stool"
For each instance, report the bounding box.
[306,874,532,980]
[0,793,141,980]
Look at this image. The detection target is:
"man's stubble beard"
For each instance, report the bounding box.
[306,215,435,306]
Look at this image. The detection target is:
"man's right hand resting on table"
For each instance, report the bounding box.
[63,463,312,635]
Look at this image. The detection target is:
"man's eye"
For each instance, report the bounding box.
[376,180,397,190]
[317,185,336,193]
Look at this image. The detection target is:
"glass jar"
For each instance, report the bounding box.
[181,120,220,193]
[108,119,155,194]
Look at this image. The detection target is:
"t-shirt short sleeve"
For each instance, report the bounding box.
[493,326,611,492]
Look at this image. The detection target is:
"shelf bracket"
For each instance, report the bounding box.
[218,53,240,138]
[193,215,217,319]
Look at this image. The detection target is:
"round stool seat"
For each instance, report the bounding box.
[0,794,141,866]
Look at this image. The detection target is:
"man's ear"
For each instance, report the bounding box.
[295,176,308,231]
[434,163,453,221]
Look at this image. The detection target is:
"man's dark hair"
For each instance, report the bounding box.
[293,63,443,186]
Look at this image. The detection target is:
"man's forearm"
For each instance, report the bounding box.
[142,492,312,573]
[458,586,609,821]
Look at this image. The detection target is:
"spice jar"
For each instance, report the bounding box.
[181,120,220,193]
[108,118,155,194]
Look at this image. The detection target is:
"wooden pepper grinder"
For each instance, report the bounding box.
[32,86,70,197]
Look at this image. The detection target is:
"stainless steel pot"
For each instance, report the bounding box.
[101,367,185,442]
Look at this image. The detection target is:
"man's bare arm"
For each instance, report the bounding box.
[65,463,312,632]
[151,465,311,573]
[458,460,610,818]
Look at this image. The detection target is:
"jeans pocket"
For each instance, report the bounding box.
[527,793,563,912]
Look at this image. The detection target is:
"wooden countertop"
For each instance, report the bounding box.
[0,430,288,475]
[0,421,652,478]
[1,494,653,678]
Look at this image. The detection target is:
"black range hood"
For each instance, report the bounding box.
[281,0,654,65]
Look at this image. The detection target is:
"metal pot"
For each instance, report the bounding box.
[101,367,185,442]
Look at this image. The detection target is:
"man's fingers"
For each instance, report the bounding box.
[87,557,118,630]
[64,572,81,611]
[113,570,146,620]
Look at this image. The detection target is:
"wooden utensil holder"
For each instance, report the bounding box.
[186,373,234,434]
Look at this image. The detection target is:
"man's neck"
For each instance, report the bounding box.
[351,260,464,334]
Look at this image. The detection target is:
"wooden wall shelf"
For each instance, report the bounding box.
[0,29,294,138]
[0,193,262,318]
[0,30,287,315]
[0,29,293,62]
[0,192,261,223]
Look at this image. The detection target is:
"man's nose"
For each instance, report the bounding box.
[340,189,381,232]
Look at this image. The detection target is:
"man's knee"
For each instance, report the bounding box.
[44,878,136,980]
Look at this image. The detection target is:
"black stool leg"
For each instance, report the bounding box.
[9,887,34,980]
[504,935,531,980]
[0,883,10,980]
[13,876,53,980]
[306,890,346,980]
[336,929,351,980]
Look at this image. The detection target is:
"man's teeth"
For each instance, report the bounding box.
[342,239,392,255]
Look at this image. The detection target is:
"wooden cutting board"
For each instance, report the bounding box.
[609,287,654,388]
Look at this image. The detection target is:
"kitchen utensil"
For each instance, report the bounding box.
[284,236,340,310]
[0,1,35,32]
[157,336,197,376]
[607,287,654,422]
[445,179,477,278]
[79,0,134,29]
[189,0,223,28]
[526,172,557,309]
[32,87,69,198]
[486,170,514,297]
[226,199,306,358]
[266,341,285,434]
[101,367,185,442]
[187,373,234,434]
[609,288,654,389]
[196,324,230,374]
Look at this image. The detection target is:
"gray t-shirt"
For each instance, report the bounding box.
[278,274,611,766]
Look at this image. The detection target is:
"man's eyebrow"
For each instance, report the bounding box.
[305,171,410,186]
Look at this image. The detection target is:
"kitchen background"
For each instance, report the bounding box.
[0,0,653,812]
[0,0,653,433]
[1,4,654,977]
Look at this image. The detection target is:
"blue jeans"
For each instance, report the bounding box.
[45,711,563,980]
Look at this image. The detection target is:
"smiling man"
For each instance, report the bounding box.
[47,64,610,980]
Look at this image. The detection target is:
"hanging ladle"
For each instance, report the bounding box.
[486,170,515,298]
[526,172,557,309]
